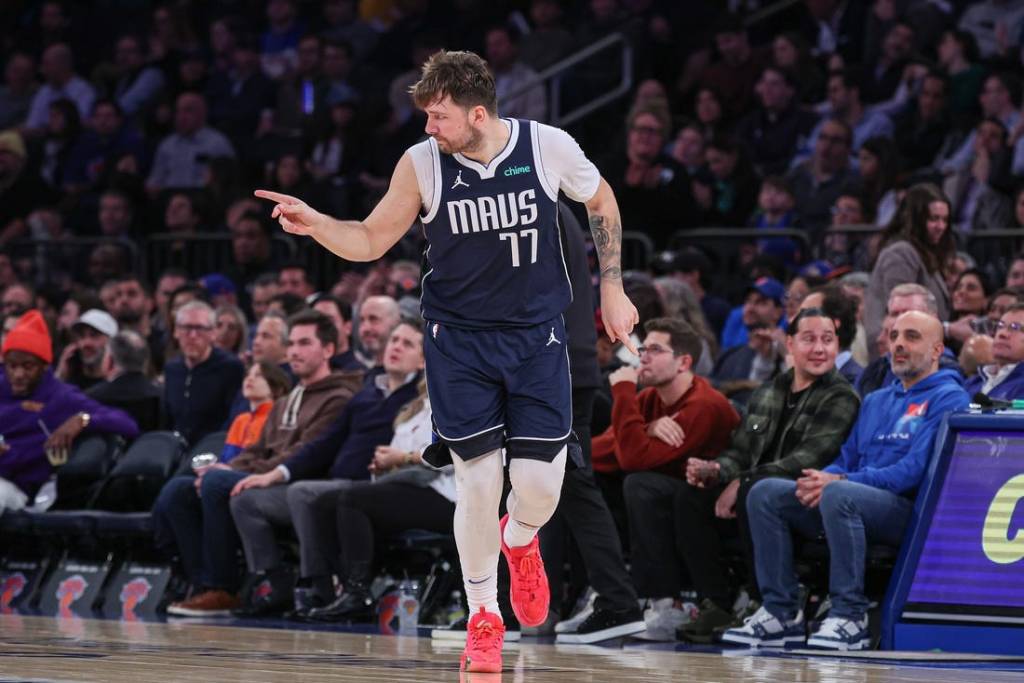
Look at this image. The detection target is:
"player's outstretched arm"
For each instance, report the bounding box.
[256,153,422,262]
[586,177,639,354]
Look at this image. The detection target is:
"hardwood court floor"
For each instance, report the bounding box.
[1,614,1023,683]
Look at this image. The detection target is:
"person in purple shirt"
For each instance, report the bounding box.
[0,310,138,512]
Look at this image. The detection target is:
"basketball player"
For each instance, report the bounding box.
[256,50,637,673]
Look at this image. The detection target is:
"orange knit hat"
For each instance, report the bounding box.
[2,309,53,364]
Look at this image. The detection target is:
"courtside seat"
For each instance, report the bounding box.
[390,529,458,553]
[0,509,34,535]
[53,434,124,510]
[30,510,99,537]
[0,436,122,540]
[800,538,897,566]
[174,430,228,476]
[88,511,155,537]
[92,431,188,512]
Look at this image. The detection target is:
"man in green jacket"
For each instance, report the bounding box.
[675,307,861,642]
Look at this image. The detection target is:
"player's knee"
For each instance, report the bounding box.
[510,458,563,510]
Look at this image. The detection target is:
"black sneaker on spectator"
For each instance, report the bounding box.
[431,613,522,642]
[554,587,596,635]
[555,606,645,644]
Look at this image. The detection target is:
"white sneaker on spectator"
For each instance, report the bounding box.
[721,606,806,648]
[554,587,597,634]
[807,615,870,650]
[636,598,697,641]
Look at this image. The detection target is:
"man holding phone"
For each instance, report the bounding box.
[55,309,118,391]
[711,277,788,405]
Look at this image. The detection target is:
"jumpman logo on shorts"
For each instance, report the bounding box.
[546,327,561,346]
[451,170,470,190]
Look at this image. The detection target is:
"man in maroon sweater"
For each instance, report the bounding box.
[591,317,739,640]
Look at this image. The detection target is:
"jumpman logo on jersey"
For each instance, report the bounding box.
[546,327,561,346]
[451,170,470,190]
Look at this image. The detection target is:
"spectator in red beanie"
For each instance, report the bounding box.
[0,310,138,511]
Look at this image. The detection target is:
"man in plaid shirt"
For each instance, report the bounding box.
[677,307,861,642]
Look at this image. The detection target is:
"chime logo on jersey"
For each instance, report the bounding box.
[446,189,538,234]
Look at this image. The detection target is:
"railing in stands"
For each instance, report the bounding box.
[744,0,803,26]
[965,228,1024,250]
[504,32,634,128]
[668,227,813,258]
[7,234,298,286]
[622,230,654,272]
[144,233,297,282]
[822,224,883,238]
[6,236,142,285]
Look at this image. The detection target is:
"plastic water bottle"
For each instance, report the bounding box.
[398,578,420,635]
[444,590,466,626]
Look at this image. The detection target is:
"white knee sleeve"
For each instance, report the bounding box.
[506,446,566,530]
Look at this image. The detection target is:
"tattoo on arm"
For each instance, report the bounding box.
[589,214,622,281]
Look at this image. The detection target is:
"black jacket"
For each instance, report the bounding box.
[559,202,600,391]
[163,347,245,444]
[87,371,164,433]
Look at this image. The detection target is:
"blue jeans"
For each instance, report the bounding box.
[746,477,912,621]
[152,469,248,590]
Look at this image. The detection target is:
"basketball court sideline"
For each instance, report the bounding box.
[2,614,1024,683]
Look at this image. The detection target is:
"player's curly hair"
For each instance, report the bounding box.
[410,50,498,115]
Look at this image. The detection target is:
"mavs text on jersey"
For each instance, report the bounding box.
[410,118,599,329]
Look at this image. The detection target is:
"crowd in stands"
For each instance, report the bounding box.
[4,0,1024,651]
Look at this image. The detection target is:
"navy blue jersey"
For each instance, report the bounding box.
[419,118,571,329]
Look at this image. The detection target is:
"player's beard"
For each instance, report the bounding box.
[439,125,484,155]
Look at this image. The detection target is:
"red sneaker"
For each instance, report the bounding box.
[499,514,550,627]
[460,607,504,673]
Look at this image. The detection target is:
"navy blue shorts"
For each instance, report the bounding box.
[423,316,572,464]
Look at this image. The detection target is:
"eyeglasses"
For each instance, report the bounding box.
[994,320,1024,334]
[630,125,664,137]
[818,133,849,145]
[178,324,213,335]
[637,344,678,357]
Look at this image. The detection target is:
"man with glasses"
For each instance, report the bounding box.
[965,303,1024,399]
[592,317,740,640]
[163,300,245,444]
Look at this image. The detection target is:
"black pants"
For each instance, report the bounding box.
[539,388,638,614]
[675,474,761,609]
[329,481,455,571]
[624,471,692,598]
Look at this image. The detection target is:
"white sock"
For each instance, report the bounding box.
[502,517,539,548]
[451,449,505,620]
[464,573,501,619]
